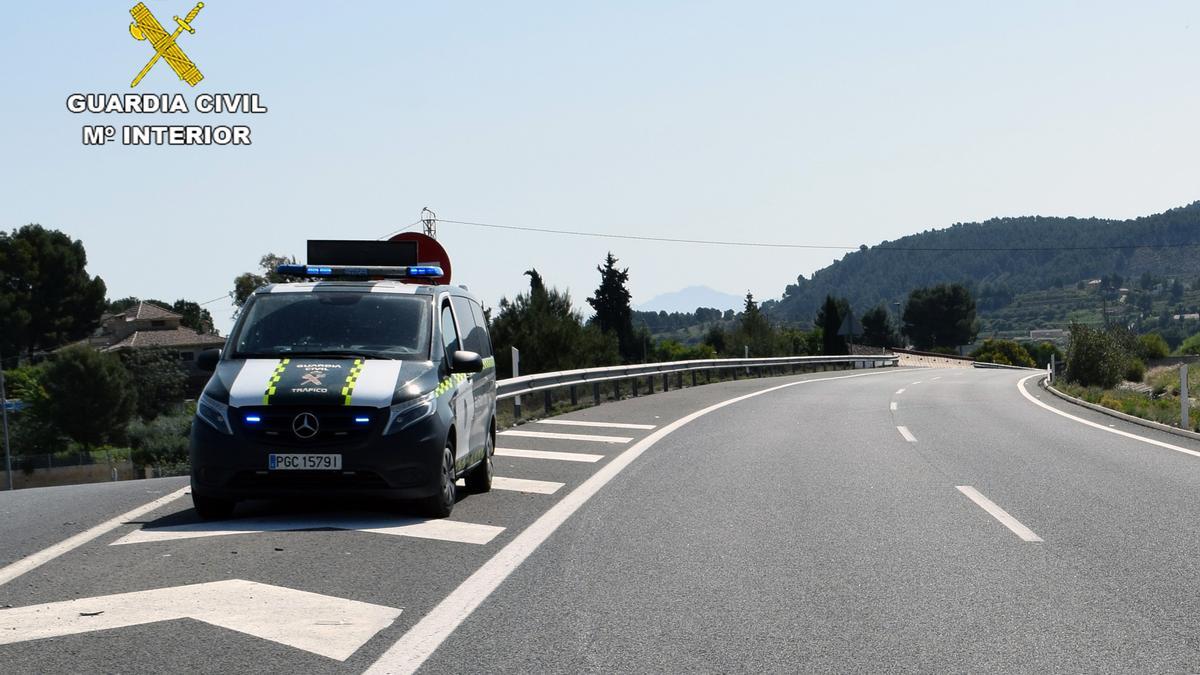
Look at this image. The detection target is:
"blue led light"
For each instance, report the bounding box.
[407,266,442,276]
[245,415,262,423]
[354,416,370,424]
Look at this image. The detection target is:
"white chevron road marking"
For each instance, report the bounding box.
[111,513,503,546]
[499,430,632,444]
[0,579,401,661]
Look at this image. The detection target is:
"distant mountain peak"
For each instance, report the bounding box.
[635,285,742,313]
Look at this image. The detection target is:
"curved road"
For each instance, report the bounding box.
[2,367,1200,672]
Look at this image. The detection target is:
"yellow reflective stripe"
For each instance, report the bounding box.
[341,358,364,405]
[262,358,290,405]
[482,356,496,370]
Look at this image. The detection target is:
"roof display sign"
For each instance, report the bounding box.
[307,240,418,267]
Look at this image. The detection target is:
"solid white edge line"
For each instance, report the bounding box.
[956,485,1043,542]
[895,388,906,395]
[1017,374,1200,459]
[0,486,190,587]
[896,426,917,442]
[364,368,906,675]
[534,420,656,430]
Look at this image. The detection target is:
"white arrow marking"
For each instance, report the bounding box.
[0,579,401,661]
[111,513,503,546]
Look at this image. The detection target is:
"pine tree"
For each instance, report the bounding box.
[587,253,638,363]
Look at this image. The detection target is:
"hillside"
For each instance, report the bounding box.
[767,202,1200,332]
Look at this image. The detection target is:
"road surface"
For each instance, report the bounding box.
[2,367,1199,673]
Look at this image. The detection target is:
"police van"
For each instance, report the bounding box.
[189,241,496,520]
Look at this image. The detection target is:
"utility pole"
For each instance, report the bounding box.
[421,207,437,239]
[0,346,12,491]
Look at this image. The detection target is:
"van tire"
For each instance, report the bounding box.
[193,493,236,521]
[464,428,494,493]
[418,444,456,518]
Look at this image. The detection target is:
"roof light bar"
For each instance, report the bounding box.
[276,264,444,279]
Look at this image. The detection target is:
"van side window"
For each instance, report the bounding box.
[440,303,461,357]
[452,296,486,356]
[468,299,493,358]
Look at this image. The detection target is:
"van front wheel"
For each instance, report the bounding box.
[464,430,494,493]
[418,444,456,518]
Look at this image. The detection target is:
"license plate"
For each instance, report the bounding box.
[268,454,342,470]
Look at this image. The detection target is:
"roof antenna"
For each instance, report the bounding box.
[421,207,437,239]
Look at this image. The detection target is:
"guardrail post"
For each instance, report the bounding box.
[648,374,655,392]
[691,371,697,387]
[570,385,578,406]
[512,347,521,419]
[663,373,669,392]
[613,380,620,400]
[593,383,601,405]
[632,378,639,397]
[1182,364,1190,430]
[544,390,553,415]
[732,367,738,380]
[705,370,711,384]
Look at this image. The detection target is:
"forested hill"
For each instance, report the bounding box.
[766,201,1200,325]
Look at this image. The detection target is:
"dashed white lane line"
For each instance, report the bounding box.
[365,367,909,675]
[0,486,189,588]
[499,429,632,444]
[890,402,898,412]
[911,381,923,385]
[459,476,563,495]
[1018,373,1200,460]
[111,514,504,546]
[932,376,942,381]
[897,426,917,443]
[535,420,656,430]
[895,388,906,395]
[495,448,603,463]
[956,485,1043,542]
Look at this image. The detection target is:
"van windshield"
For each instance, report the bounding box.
[232,292,432,360]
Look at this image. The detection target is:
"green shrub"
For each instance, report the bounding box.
[1137,333,1170,360]
[1124,358,1146,383]
[1179,332,1200,356]
[128,413,191,470]
[1065,323,1127,388]
[971,339,1036,368]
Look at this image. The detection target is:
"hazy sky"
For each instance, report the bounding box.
[3,2,1199,334]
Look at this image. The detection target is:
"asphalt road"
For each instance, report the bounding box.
[4,366,1200,673]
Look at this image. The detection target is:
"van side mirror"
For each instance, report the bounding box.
[450,350,483,374]
[197,348,221,372]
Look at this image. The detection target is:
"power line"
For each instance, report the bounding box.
[377,220,424,241]
[198,294,230,306]
[438,217,1200,252]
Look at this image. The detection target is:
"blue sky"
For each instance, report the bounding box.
[3,2,1200,334]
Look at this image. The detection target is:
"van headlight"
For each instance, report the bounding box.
[197,393,233,435]
[384,391,437,436]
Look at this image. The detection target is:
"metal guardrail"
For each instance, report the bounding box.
[972,361,1041,371]
[495,354,899,408]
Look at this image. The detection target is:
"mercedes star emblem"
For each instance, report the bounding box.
[292,412,319,439]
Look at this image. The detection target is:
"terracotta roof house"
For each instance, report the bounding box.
[84,302,226,386]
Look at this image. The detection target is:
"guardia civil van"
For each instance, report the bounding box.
[189,248,497,520]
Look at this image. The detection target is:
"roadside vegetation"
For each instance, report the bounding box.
[1056,322,1200,432]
